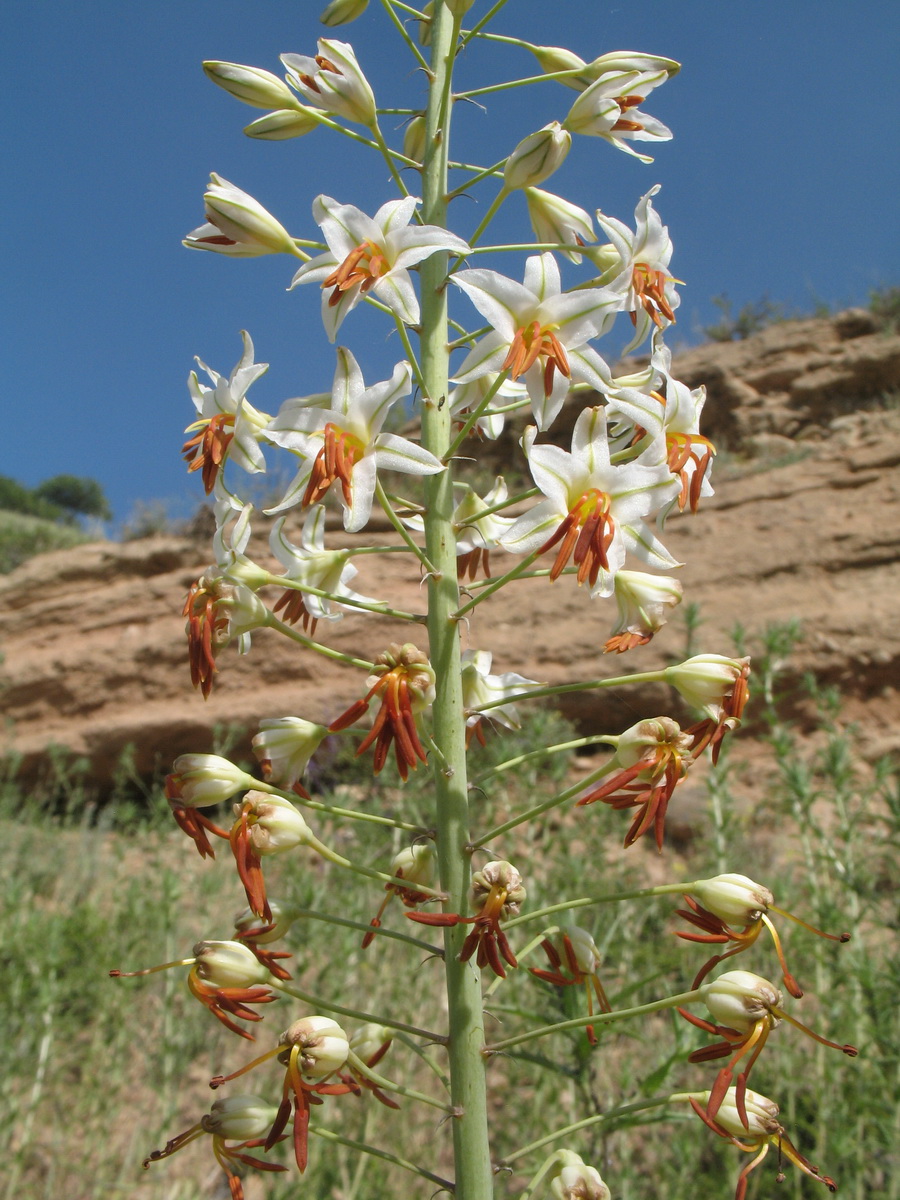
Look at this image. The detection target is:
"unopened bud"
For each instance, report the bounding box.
[524,188,594,262]
[200,174,297,256]
[701,970,782,1032]
[193,940,271,989]
[200,1094,280,1141]
[529,46,597,91]
[168,754,253,807]
[504,122,571,190]
[690,873,773,925]
[243,108,324,140]
[202,61,300,110]
[417,3,433,47]
[320,0,369,25]
[403,114,427,165]
[349,1022,392,1064]
[280,1015,349,1078]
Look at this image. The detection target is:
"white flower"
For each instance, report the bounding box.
[281,39,376,126]
[550,1151,611,1200]
[460,649,542,738]
[664,654,750,721]
[449,373,528,440]
[605,569,683,653]
[592,186,679,351]
[185,331,271,491]
[268,504,380,628]
[562,69,673,162]
[529,45,679,93]
[202,61,301,110]
[266,347,443,531]
[524,188,595,263]
[452,254,618,430]
[185,174,298,256]
[502,408,681,597]
[252,717,330,791]
[291,194,470,341]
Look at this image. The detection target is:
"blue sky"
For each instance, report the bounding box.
[5,1,899,525]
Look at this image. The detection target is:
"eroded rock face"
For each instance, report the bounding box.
[2,312,899,789]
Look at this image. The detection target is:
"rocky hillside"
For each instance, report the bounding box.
[3,310,899,790]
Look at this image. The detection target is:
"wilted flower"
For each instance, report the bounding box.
[183,571,270,699]
[290,194,469,341]
[166,754,254,809]
[282,39,376,126]
[665,654,751,762]
[604,569,683,653]
[230,791,315,920]
[329,643,436,779]
[531,925,611,1045]
[459,649,542,746]
[252,715,330,795]
[362,841,436,947]
[233,898,299,980]
[143,1095,285,1200]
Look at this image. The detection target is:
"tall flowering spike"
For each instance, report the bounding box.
[604,569,684,653]
[502,409,681,598]
[524,187,596,263]
[562,67,674,163]
[290,194,469,341]
[269,505,380,634]
[266,348,443,531]
[282,39,376,127]
[530,925,612,1045]
[677,872,852,997]
[185,174,299,257]
[251,715,330,795]
[452,254,619,430]
[143,1095,285,1200]
[504,122,572,190]
[362,842,436,947]
[577,717,693,850]
[459,649,542,747]
[591,186,680,352]
[329,643,435,780]
[184,331,271,493]
[688,1086,837,1198]
[549,1151,612,1200]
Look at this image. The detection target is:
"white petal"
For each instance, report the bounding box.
[452,330,510,384]
[522,252,561,302]
[345,454,377,531]
[501,499,564,555]
[451,269,533,335]
[374,269,420,327]
[373,432,445,476]
[313,195,379,257]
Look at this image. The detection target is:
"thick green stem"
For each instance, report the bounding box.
[418,8,493,1199]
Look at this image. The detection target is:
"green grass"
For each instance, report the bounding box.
[0,510,94,574]
[2,641,897,1200]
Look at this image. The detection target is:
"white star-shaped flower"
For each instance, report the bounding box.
[451,253,618,431]
[290,194,470,341]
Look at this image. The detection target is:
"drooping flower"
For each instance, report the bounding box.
[290,194,469,341]
[591,186,679,352]
[459,649,542,746]
[233,898,300,980]
[362,842,436,947]
[143,1095,286,1200]
[604,569,683,653]
[530,925,611,1045]
[681,969,856,1128]
[501,408,681,598]
[576,717,693,850]
[403,477,519,579]
[329,643,436,779]
[251,715,330,795]
[529,45,679,93]
[686,1086,838,1199]
[266,347,444,531]
[269,504,380,634]
[452,254,619,430]
[281,39,376,126]
[183,331,271,493]
[230,790,316,920]
[562,68,674,162]
[184,174,299,257]
[676,872,851,997]
[665,654,751,763]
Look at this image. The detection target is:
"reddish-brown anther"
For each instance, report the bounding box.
[182,413,235,494]
[501,318,571,398]
[183,578,228,698]
[187,972,278,1041]
[537,487,616,589]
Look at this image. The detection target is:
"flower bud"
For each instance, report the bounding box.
[445,0,475,12]
[417,3,433,47]
[320,0,369,26]
[690,873,773,925]
[280,1015,349,1078]
[712,1087,782,1138]
[349,1022,392,1064]
[524,188,594,262]
[529,46,598,91]
[243,108,324,141]
[241,792,312,856]
[560,925,601,975]
[664,654,751,720]
[589,51,680,80]
[200,174,297,256]
[701,970,782,1032]
[550,1151,612,1200]
[403,114,427,165]
[193,940,271,989]
[470,860,526,918]
[282,40,376,127]
[168,754,253,807]
[202,61,300,110]
[200,1094,280,1141]
[251,717,329,789]
[504,122,571,190]
[233,899,299,944]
